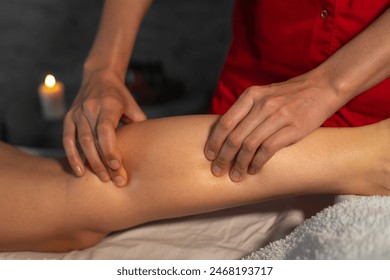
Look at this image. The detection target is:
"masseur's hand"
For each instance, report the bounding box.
[63,69,147,186]
[205,74,342,182]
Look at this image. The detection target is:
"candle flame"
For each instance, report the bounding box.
[44,74,56,88]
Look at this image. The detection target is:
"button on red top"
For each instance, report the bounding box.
[321,9,329,19]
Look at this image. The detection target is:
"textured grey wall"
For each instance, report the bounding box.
[0,0,234,116]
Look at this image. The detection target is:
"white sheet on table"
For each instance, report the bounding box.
[0,199,303,260]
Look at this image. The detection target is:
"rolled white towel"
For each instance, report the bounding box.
[244,196,390,260]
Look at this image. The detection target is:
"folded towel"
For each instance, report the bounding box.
[243,195,390,260]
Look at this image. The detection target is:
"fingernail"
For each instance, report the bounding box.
[75,165,83,176]
[114,176,126,187]
[231,170,241,181]
[98,171,110,181]
[212,164,222,176]
[109,160,120,170]
[206,150,216,160]
[248,166,256,175]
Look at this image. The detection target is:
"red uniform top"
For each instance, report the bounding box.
[210,0,390,127]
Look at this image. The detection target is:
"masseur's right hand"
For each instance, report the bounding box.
[63,69,147,187]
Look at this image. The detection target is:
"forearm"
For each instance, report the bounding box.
[313,7,390,106]
[84,0,153,80]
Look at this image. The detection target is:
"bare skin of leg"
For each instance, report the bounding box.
[0,115,389,252]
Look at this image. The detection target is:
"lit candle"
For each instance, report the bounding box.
[38,74,65,120]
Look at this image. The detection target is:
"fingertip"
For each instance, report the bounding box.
[74,164,84,177]
[126,108,147,123]
[113,176,127,187]
[98,171,110,182]
[109,166,128,187]
[205,149,216,160]
[230,169,243,182]
[211,163,224,177]
[109,159,121,170]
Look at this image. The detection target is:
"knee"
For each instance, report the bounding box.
[71,230,106,251]
[38,230,106,252]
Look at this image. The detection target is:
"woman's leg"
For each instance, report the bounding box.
[1,115,390,252]
[107,115,390,222]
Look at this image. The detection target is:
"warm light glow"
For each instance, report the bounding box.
[44,74,56,88]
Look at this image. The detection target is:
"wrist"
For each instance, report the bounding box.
[83,54,127,79]
[81,66,125,87]
[321,69,358,104]
[83,61,127,83]
[309,66,352,107]
[299,68,348,116]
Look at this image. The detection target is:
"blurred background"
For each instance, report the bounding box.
[0,0,234,152]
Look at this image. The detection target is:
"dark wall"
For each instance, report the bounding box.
[0,0,234,116]
[0,0,101,105]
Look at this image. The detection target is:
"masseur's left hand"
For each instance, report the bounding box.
[205,73,342,182]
